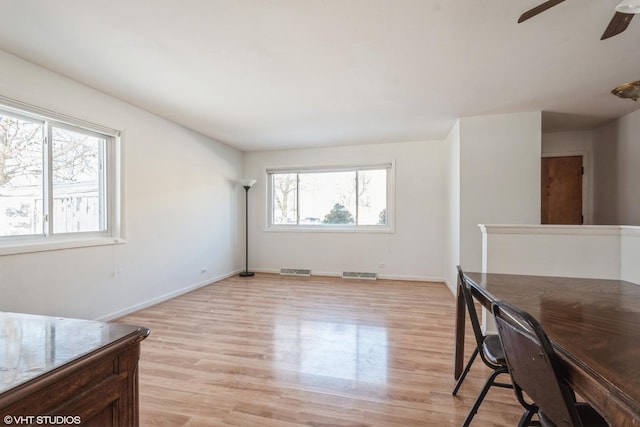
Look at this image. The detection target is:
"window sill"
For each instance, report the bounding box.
[0,235,125,256]
[264,225,394,234]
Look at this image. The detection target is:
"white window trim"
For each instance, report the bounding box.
[0,235,125,256]
[0,96,125,256]
[265,161,395,233]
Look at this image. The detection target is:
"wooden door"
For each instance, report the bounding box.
[541,156,583,224]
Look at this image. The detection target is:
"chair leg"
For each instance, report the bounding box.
[452,347,479,395]
[461,368,507,427]
[517,409,537,427]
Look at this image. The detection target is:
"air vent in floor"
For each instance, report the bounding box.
[279,268,312,277]
[342,271,377,280]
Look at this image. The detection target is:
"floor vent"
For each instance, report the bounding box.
[280,268,312,277]
[342,271,377,280]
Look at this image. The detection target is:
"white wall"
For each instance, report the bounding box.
[593,109,640,225]
[0,50,243,320]
[542,130,593,155]
[243,141,447,281]
[458,112,542,273]
[592,122,618,225]
[615,110,640,225]
[443,120,460,293]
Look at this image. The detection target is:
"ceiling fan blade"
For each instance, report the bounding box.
[518,0,566,23]
[601,12,634,39]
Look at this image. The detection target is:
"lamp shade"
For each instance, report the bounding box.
[616,0,640,13]
[238,178,256,188]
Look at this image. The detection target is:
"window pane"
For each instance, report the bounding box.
[51,127,104,233]
[0,114,44,236]
[272,173,297,224]
[300,171,356,225]
[358,169,387,225]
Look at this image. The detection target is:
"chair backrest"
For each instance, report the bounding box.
[456,265,485,350]
[492,300,583,427]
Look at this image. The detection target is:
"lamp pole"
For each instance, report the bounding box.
[239,179,256,277]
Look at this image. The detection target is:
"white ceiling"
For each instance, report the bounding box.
[0,0,639,151]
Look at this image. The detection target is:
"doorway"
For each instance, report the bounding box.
[541,156,583,224]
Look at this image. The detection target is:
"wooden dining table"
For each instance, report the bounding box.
[454,272,640,427]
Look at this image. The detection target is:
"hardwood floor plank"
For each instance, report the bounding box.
[118,274,524,426]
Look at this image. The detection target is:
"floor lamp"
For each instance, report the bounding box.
[239,179,256,277]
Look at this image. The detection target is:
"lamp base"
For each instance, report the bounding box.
[239,271,255,277]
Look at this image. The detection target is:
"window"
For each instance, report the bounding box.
[0,99,121,253]
[268,164,393,231]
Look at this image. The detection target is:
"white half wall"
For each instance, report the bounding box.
[243,141,447,281]
[481,224,640,286]
[0,50,243,320]
[621,227,640,284]
[481,225,621,279]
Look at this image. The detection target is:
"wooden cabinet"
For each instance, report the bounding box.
[0,312,149,426]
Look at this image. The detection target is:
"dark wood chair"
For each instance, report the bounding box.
[453,266,513,426]
[492,300,609,427]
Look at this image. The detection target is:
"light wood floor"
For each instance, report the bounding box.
[118,273,524,426]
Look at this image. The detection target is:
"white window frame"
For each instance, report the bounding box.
[266,162,395,233]
[0,96,124,255]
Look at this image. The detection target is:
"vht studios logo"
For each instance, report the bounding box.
[4,415,82,425]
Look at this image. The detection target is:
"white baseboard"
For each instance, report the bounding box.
[98,270,240,321]
[377,274,444,282]
[251,268,444,283]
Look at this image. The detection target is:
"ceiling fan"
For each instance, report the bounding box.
[518,0,640,39]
